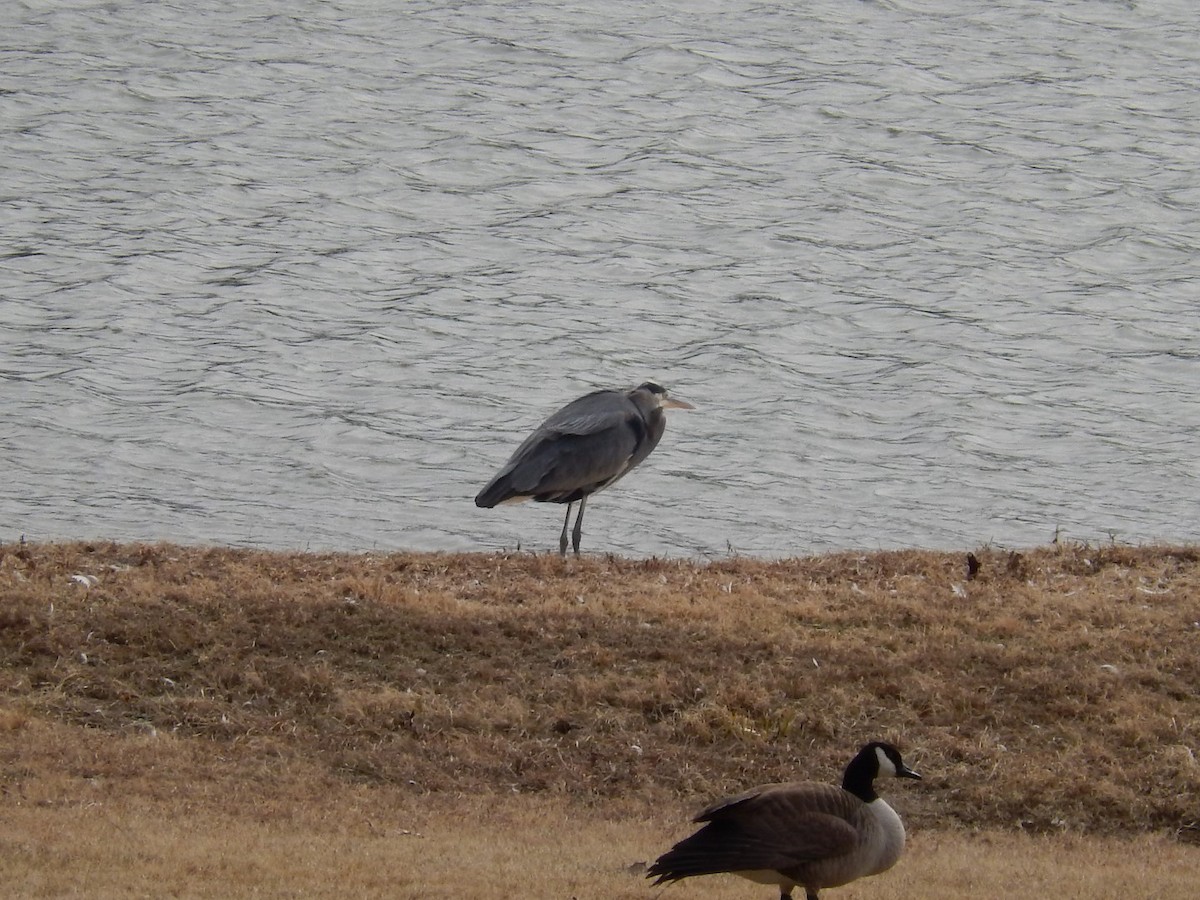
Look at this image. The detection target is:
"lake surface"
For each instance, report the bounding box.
[3,0,1198,559]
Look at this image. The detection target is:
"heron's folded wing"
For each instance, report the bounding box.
[504,421,638,496]
[476,391,644,503]
[539,391,634,436]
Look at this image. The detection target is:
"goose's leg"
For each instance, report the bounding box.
[570,496,587,555]
[558,502,574,556]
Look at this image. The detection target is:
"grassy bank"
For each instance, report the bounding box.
[5,792,1198,899]
[2,540,1199,895]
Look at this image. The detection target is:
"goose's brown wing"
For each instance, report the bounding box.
[648,783,860,884]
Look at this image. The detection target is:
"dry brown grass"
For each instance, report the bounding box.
[2,540,1199,895]
[3,790,1198,898]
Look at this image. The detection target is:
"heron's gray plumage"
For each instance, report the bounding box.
[478,400,649,503]
[475,382,691,554]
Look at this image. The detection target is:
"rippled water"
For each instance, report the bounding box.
[3,0,1198,557]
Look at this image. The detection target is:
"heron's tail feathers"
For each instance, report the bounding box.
[475,476,517,508]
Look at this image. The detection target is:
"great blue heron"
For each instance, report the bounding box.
[475,382,694,555]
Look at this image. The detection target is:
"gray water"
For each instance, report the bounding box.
[3,0,1198,558]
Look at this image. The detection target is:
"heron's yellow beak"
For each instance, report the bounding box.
[662,397,695,410]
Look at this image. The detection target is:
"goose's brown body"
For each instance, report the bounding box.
[648,742,919,900]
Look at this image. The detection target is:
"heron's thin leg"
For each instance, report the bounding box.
[559,502,574,556]
[571,496,587,555]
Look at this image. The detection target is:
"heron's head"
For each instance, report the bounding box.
[637,382,695,410]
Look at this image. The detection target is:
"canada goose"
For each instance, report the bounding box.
[475,382,694,555]
[647,742,921,900]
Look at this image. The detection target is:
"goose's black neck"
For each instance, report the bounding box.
[841,747,880,802]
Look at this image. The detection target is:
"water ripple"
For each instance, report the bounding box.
[2,0,1198,555]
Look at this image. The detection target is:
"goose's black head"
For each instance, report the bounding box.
[843,741,921,801]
